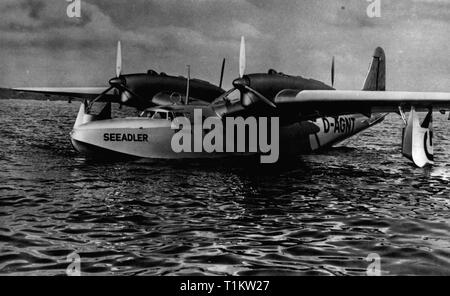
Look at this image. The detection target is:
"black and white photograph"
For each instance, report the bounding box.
[0,0,449,283]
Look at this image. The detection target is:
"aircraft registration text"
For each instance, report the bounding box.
[322,117,356,134]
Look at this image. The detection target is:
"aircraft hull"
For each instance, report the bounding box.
[70,118,232,159]
[70,113,386,160]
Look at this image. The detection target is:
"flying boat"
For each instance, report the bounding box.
[4,38,450,167]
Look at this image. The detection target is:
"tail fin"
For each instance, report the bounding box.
[362,47,385,91]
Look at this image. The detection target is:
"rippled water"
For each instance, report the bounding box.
[1,98,450,275]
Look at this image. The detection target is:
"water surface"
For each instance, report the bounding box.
[1,99,449,275]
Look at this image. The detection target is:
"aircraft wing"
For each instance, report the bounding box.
[275,90,450,118]
[4,86,117,101]
[272,89,450,168]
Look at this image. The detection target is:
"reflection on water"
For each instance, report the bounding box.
[0,99,450,275]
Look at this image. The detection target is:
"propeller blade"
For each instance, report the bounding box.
[120,90,131,103]
[116,41,122,77]
[219,58,226,89]
[331,56,335,87]
[185,65,191,105]
[239,36,246,78]
[86,85,114,112]
[118,84,147,108]
[114,89,123,109]
[92,85,114,102]
[212,87,237,104]
[244,85,276,108]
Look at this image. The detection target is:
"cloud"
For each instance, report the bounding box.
[0,0,448,91]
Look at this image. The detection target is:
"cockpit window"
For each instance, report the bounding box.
[140,110,180,121]
[151,112,164,119]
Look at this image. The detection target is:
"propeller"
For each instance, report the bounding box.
[87,41,146,111]
[116,41,122,77]
[232,78,276,108]
[185,65,190,105]
[212,36,276,109]
[239,36,246,78]
[112,41,146,107]
[219,58,226,89]
[234,36,276,108]
[331,56,335,87]
[109,76,145,106]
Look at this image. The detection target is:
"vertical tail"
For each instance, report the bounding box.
[362,47,388,141]
[362,47,385,91]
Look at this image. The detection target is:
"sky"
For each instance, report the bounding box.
[0,0,449,91]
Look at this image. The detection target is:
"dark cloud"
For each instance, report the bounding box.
[21,0,45,19]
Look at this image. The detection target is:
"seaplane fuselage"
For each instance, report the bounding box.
[70,99,386,161]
